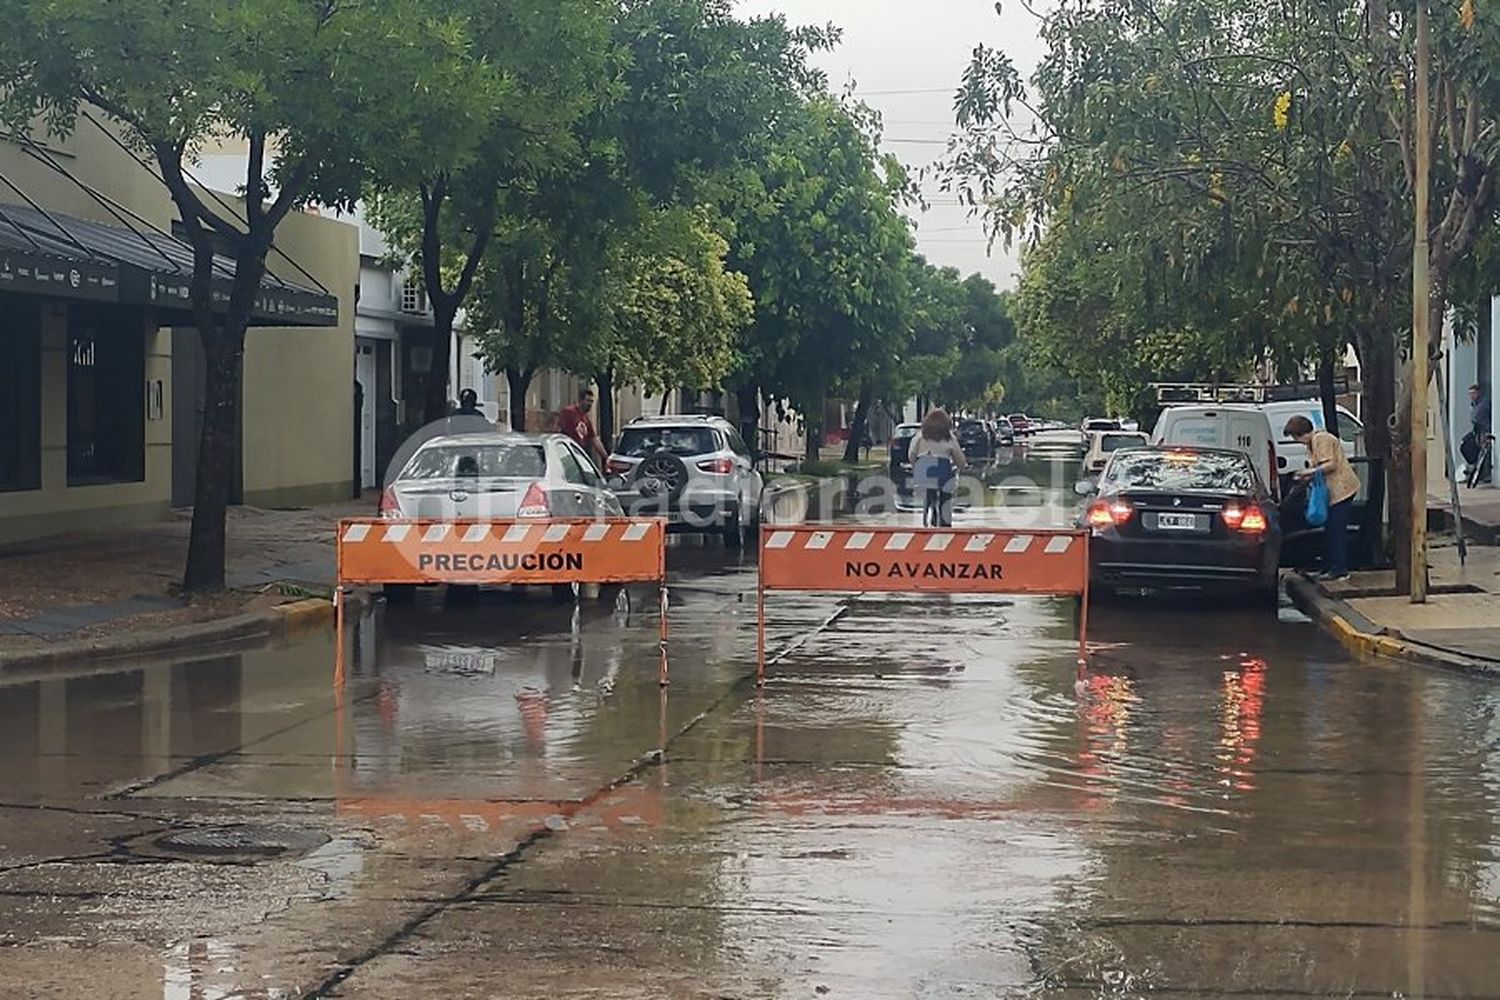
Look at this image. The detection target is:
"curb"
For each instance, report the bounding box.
[0,595,338,673]
[1284,575,1499,677]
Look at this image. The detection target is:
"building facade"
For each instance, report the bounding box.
[0,115,355,545]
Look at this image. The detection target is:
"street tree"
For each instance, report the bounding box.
[366,0,617,425]
[0,0,491,591]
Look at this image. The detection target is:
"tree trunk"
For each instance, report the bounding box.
[1318,346,1339,431]
[735,383,760,457]
[182,326,246,592]
[596,364,616,450]
[843,379,874,463]
[424,301,460,425]
[507,367,534,431]
[659,391,671,415]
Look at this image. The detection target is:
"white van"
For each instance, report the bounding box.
[1257,399,1364,479]
[1150,404,1279,495]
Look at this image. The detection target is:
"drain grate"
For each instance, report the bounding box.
[155,825,330,858]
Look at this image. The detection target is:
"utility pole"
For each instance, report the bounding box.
[1410,0,1431,603]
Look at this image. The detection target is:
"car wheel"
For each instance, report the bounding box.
[633,451,691,503]
[384,583,416,605]
[1256,576,1283,610]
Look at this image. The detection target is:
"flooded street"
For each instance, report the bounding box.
[3,478,1500,998]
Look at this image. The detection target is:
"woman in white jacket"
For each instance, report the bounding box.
[907,408,967,527]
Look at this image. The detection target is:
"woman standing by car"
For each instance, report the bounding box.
[908,409,968,527]
[1284,415,1360,582]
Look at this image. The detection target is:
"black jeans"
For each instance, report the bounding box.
[923,489,954,527]
[1324,496,1353,577]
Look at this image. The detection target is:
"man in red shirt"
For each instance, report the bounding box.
[558,388,608,469]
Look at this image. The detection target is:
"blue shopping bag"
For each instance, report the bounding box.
[1305,471,1329,527]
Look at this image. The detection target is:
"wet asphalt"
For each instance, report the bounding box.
[2,471,1499,998]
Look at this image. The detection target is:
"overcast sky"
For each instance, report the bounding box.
[735,0,1046,289]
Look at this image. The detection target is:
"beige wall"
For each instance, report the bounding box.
[241,208,359,506]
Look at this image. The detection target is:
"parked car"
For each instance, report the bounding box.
[377,432,624,604]
[1077,446,1282,607]
[379,432,622,520]
[1007,413,1033,435]
[1084,430,1150,474]
[889,422,922,483]
[604,414,764,547]
[1150,404,1279,499]
[957,418,994,461]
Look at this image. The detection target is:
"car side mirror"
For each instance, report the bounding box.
[1074,479,1098,497]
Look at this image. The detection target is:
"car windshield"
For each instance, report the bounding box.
[1102,450,1255,492]
[400,444,546,480]
[1101,433,1147,451]
[616,426,717,458]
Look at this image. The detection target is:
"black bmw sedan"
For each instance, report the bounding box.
[1076,447,1283,607]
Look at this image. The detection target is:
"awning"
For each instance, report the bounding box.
[0,202,338,327]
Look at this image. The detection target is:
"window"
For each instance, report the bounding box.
[615,426,716,458]
[399,444,545,480]
[1102,451,1256,493]
[400,278,426,315]
[725,428,753,458]
[561,444,603,487]
[0,296,41,492]
[67,305,144,486]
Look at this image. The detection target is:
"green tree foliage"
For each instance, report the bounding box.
[942,0,1500,581]
[0,0,490,590]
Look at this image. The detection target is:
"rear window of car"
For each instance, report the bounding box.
[1101,433,1147,451]
[895,426,919,438]
[616,426,717,458]
[401,444,547,480]
[1102,450,1255,492]
[958,421,986,432]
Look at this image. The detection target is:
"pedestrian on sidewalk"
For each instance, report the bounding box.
[1463,383,1493,486]
[909,408,967,528]
[1285,415,1360,581]
[559,387,609,470]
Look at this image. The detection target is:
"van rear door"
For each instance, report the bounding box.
[1161,410,1225,448]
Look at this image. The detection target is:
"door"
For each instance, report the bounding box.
[355,339,378,489]
[557,443,601,516]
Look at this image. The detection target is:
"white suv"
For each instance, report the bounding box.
[604,415,764,546]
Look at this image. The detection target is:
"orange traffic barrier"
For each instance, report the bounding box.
[756,525,1090,683]
[334,517,670,685]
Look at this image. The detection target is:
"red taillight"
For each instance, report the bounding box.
[605,457,633,475]
[378,486,399,518]
[1222,503,1268,533]
[517,482,550,518]
[697,457,734,475]
[1087,499,1134,528]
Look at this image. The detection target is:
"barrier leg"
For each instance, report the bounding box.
[756,583,767,687]
[1077,583,1091,679]
[333,587,346,692]
[658,584,670,687]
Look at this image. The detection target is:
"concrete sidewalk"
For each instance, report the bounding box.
[0,497,368,659]
[1430,483,1500,543]
[1288,540,1500,673]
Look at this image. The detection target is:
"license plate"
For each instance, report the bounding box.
[1154,512,1200,531]
[424,651,498,676]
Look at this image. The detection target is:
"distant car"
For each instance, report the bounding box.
[957,418,994,460]
[604,414,763,547]
[1077,447,1282,606]
[1083,418,1122,432]
[380,432,622,520]
[889,422,921,482]
[1026,427,1088,460]
[1084,430,1150,474]
[1007,413,1032,435]
[992,419,1015,446]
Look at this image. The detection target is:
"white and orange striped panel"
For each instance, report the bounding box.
[759,526,1087,595]
[336,518,666,586]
